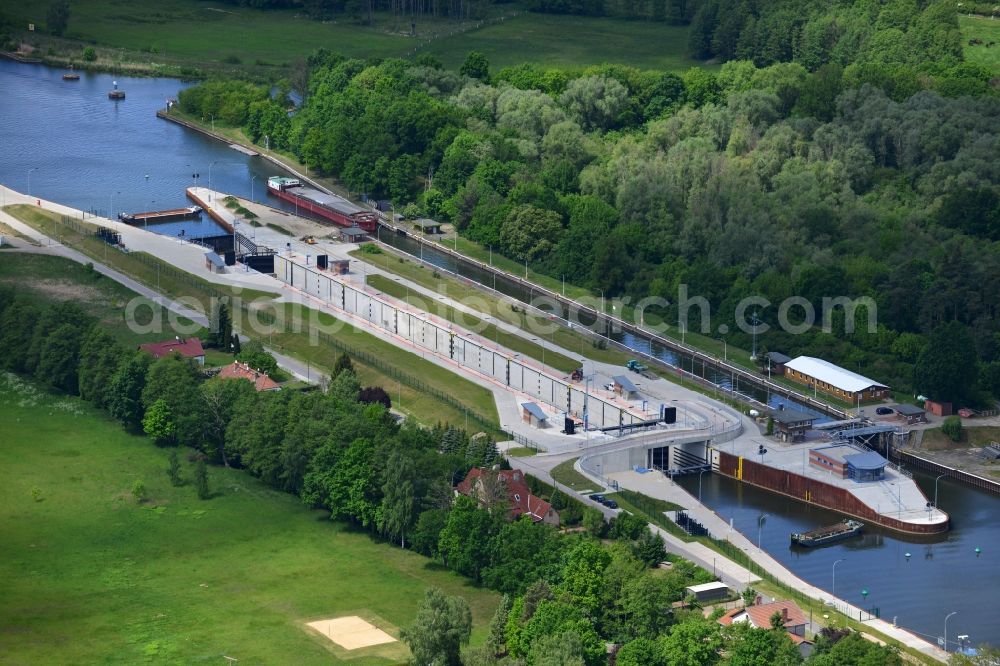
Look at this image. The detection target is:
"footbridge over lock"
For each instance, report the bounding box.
[577,402,746,482]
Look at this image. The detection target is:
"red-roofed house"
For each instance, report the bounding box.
[457,468,560,526]
[138,337,205,365]
[217,361,281,392]
[719,599,808,637]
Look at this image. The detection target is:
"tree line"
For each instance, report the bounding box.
[1,285,912,664]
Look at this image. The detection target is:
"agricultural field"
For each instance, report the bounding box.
[0,375,499,664]
[7,0,702,73]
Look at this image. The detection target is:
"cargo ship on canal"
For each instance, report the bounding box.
[267,176,378,232]
[118,205,201,225]
[791,519,864,547]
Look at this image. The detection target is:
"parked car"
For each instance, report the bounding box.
[875,407,894,415]
[588,493,606,503]
[604,499,619,509]
[604,383,615,392]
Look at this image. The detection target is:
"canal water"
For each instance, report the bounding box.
[675,471,998,651]
[2,59,996,651]
[0,60,299,236]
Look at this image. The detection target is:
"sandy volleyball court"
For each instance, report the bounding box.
[306,615,397,650]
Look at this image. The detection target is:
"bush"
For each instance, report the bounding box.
[195,458,210,499]
[941,416,964,443]
[359,386,391,409]
[82,46,96,62]
[131,479,147,503]
[223,54,242,64]
[166,450,182,486]
[609,511,646,540]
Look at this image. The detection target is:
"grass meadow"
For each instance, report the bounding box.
[9,0,702,73]
[960,14,1000,74]
[0,251,207,347]
[0,374,499,664]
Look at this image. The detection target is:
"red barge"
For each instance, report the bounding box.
[267,177,378,232]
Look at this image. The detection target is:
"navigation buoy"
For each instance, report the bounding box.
[975,547,982,556]
[108,79,125,100]
[904,552,911,560]
[861,588,869,600]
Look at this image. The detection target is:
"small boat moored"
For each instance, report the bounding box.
[62,65,80,81]
[791,519,864,547]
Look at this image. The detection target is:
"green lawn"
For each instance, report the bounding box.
[921,424,1000,450]
[436,234,594,302]
[0,221,39,246]
[10,0,703,76]
[3,205,279,306]
[366,273,579,374]
[270,303,501,432]
[0,237,498,431]
[0,252,206,347]
[550,458,596,491]
[960,14,1000,74]
[0,375,498,664]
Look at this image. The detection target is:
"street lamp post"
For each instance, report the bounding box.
[598,289,606,338]
[944,611,958,653]
[832,558,845,599]
[209,161,218,202]
[698,468,706,502]
[27,167,37,196]
[757,513,768,550]
[250,175,258,203]
[532,337,546,367]
[934,473,947,508]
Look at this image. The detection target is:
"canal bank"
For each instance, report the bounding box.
[715,450,948,535]
[3,59,997,655]
[155,104,849,423]
[675,468,997,656]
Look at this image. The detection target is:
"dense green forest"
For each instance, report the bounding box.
[179,0,998,406]
[0,289,910,664]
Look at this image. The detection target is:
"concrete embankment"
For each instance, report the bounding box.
[717,451,949,535]
[897,448,1000,495]
[156,109,334,195]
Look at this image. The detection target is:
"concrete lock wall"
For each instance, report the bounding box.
[275,255,639,428]
[716,451,948,535]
